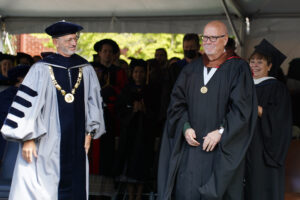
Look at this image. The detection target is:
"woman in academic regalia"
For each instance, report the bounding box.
[114,59,155,200]
[245,39,292,200]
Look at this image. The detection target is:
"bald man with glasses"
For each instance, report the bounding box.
[158,20,257,200]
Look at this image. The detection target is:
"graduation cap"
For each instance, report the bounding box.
[0,53,15,62]
[16,52,34,65]
[93,39,120,54]
[254,39,286,71]
[45,21,83,38]
[7,65,31,82]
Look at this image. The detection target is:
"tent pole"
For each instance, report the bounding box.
[220,0,243,47]
[0,18,4,52]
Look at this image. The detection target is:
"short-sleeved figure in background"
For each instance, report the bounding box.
[0,21,105,200]
[245,39,292,200]
[157,20,257,200]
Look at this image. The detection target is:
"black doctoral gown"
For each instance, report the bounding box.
[0,86,18,160]
[157,57,257,200]
[245,78,292,200]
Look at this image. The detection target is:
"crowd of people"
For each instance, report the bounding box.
[0,20,299,200]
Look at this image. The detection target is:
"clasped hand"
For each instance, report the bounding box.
[184,128,221,151]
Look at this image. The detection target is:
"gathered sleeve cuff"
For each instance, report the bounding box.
[83,65,106,139]
[1,64,48,142]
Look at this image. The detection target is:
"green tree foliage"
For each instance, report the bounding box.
[30,33,186,62]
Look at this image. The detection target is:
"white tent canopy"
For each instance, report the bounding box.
[1,0,300,72]
[0,0,242,34]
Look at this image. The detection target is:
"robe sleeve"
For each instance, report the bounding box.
[83,65,106,139]
[1,64,48,142]
[199,61,258,199]
[261,82,292,167]
[166,69,190,138]
[157,68,189,199]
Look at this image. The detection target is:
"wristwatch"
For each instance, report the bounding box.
[218,126,224,135]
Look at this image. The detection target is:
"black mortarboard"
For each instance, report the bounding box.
[0,53,15,62]
[16,52,34,65]
[287,58,300,81]
[93,39,120,54]
[45,21,83,38]
[7,65,31,82]
[254,39,286,71]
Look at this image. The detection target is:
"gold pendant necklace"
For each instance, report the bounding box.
[49,66,83,103]
[200,86,208,94]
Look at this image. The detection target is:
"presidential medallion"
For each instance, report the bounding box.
[200,86,208,94]
[65,93,75,103]
[49,66,83,104]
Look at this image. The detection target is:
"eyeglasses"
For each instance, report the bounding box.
[202,35,225,42]
[64,35,79,43]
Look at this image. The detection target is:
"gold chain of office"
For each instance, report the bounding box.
[48,66,83,103]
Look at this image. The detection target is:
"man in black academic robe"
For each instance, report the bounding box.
[157,21,257,200]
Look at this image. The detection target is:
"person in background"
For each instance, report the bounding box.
[119,59,130,78]
[252,41,286,83]
[32,55,42,63]
[154,48,168,67]
[114,59,156,200]
[159,34,202,126]
[0,53,15,92]
[91,39,127,199]
[168,33,201,86]
[286,58,300,138]
[167,57,180,67]
[245,39,292,200]
[16,52,34,66]
[225,37,239,57]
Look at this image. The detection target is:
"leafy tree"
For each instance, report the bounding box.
[30,33,186,62]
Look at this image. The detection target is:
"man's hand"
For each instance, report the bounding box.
[258,106,263,117]
[85,134,92,154]
[22,139,37,163]
[202,130,221,152]
[184,128,200,146]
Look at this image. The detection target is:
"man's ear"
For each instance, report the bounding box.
[223,35,229,47]
[52,38,58,46]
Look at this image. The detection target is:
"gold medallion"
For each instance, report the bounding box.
[200,86,208,94]
[49,66,83,104]
[64,93,75,103]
